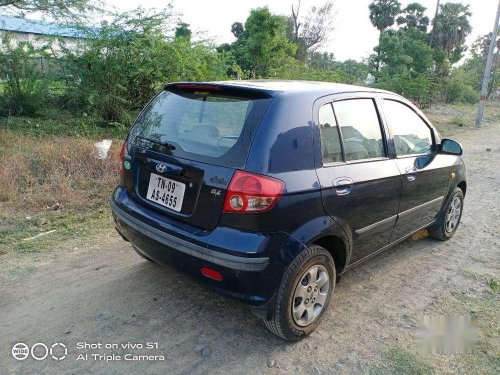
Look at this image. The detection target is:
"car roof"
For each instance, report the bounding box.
[207,79,391,97]
[167,80,400,101]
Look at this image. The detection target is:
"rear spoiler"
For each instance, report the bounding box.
[165,82,277,98]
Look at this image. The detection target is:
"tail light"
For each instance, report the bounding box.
[119,141,127,174]
[223,170,285,213]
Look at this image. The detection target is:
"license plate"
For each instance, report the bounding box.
[146,173,185,212]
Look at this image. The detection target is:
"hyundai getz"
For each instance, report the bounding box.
[111,80,466,340]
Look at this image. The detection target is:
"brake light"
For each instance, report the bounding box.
[223,171,285,213]
[119,141,127,174]
[176,83,221,91]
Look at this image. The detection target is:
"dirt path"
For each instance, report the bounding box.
[1,125,499,375]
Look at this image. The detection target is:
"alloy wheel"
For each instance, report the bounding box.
[445,196,462,233]
[292,265,330,327]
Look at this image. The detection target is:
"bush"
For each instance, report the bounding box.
[0,39,50,117]
[270,60,344,82]
[450,116,466,127]
[376,70,437,105]
[444,79,478,104]
[62,8,229,124]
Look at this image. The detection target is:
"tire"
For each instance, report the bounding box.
[264,245,336,341]
[428,187,464,241]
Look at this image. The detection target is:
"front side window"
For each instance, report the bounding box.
[383,99,433,156]
[319,103,342,163]
[332,99,385,161]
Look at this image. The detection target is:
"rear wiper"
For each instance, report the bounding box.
[135,136,176,151]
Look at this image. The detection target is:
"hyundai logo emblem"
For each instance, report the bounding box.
[156,163,168,173]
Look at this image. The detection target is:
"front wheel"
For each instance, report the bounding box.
[428,187,464,241]
[264,245,335,341]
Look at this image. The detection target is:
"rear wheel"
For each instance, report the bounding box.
[264,245,335,341]
[428,187,464,241]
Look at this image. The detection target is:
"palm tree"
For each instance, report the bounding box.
[430,3,472,63]
[429,0,441,46]
[369,0,401,72]
[397,2,429,32]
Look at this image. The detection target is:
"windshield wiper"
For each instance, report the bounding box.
[135,136,177,152]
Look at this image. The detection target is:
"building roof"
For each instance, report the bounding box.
[0,15,86,38]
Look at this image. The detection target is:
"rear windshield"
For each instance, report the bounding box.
[129,87,271,168]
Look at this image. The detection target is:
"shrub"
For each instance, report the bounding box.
[450,116,466,127]
[444,79,478,104]
[270,60,344,82]
[0,39,50,117]
[376,70,437,106]
[63,8,229,125]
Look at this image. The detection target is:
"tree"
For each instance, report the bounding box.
[431,3,472,64]
[0,37,50,116]
[175,22,192,40]
[369,0,401,32]
[233,7,296,77]
[308,51,336,70]
[373,28,436,103]
[289,1,334,60]
[369,0,401,72]
[464,30,500,97]
[376,29,434,75]
[397,2,429,32]
[0,0,97,19]
[63,7,228,123]
[470,29,500,59]
[429,0,441,46]
[231,22,244,38]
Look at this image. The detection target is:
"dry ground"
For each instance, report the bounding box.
[0,104,499,374]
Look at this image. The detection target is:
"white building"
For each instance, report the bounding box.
[0,15,88,54]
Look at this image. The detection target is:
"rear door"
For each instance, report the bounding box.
[380,97,450,241]
[315,94,402,264]
[123,84,272,230]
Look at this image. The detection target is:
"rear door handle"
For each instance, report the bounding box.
[405,166,417,181]
[332,177,353,196]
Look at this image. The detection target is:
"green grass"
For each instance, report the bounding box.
[369,348,435,375]
[489,278,500,293]
[0,111,130,139]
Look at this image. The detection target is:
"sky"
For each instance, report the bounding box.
[107,0,497,62]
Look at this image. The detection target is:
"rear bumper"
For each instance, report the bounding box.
[111,199,269,272]
[110,187,305,305]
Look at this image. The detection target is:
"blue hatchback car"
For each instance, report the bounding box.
[111,80,466,340]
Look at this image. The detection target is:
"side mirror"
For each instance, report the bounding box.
[439,138,463,155]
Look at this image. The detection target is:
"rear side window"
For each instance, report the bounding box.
[332,99,385,161]
[382,99,433,156]
[129,88,271,168]
[319,103,342,163]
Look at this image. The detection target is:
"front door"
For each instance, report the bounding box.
[380,98,450,242]
[315,96,401,264]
